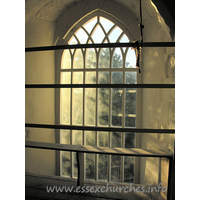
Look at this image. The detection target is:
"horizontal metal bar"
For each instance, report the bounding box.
[25,42,175,52]
[25,84,175,89]
[25,123,175,134]
[142,42,175,47]
[25,141,173,158]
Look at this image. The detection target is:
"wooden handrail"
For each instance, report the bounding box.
[25,141,174,190]
[25,141,173,158]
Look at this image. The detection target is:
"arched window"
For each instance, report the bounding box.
[59,12,138,183]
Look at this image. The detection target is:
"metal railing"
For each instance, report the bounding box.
[25,41,175,200]
[25,42,175,52]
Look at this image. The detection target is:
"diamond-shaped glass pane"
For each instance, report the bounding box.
[100,16,114,33]
[91,25,105,43]
[83,17,97,34]
[109,26,123,43]
[75,28,88,44]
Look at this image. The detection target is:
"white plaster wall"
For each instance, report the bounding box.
[25,17,56,175]
[138,1,175,199]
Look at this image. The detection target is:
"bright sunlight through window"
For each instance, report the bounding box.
[60,14,137,183]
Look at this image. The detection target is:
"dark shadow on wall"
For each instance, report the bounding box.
[152,0,175,39]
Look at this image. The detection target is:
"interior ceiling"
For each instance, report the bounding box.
[25,0,174,35]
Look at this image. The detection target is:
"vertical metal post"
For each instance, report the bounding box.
[95,65,99,181]
[167,157,175,200]
[121,134,125,183]
[83,52,86,181]
[108,68,112,182]
[70,69,73,178]
[95,132,98,181]
[108,134,111,182]
[121,70,125,183]
[77,152,84,187]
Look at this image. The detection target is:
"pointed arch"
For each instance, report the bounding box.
[63,9,136,43]
[57,10,139,183]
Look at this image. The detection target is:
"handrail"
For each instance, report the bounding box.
[25,140,174,195]
[25,141,173,158]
